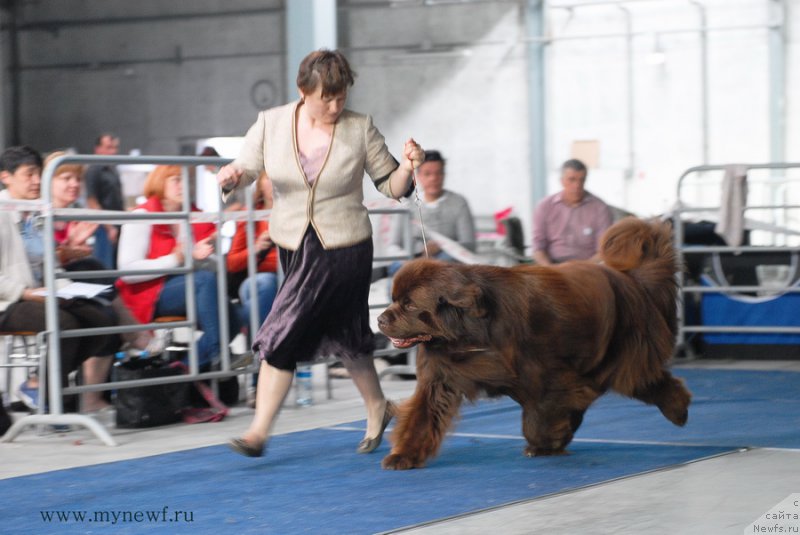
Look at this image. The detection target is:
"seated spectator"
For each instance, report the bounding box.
[387,150,476,274]
[45,151,155,353]
[532,158,613,265]
[226,171,278,330]
[0,145,119,413]
[116,165,238,368]
[43,151,99,265]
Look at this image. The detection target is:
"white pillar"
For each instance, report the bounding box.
[285,0,337,101]
[527,0,546,204]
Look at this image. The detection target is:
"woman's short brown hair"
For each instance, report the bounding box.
[43,151,85,179]
[296,49,356,97]
[143,165,183,199]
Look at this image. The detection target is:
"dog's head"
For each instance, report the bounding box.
[377,259,487,349]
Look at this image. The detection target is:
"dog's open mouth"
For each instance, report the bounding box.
[387,334,432,349]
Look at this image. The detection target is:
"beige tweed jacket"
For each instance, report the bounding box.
[229,101,400,250]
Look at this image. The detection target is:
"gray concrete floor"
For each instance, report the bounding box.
[2,359,799,535]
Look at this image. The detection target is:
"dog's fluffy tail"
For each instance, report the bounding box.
[599,217,679,336]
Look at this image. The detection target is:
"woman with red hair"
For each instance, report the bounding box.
[116,165,229,367]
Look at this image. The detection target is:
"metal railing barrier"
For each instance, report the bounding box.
[1,154,417,445]
[673,162,800,358]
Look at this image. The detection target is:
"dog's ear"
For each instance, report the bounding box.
[440,283,487,318]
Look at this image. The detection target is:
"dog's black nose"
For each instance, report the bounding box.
[377,313,388,328]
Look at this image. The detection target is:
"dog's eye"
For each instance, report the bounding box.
[401,297,417,311]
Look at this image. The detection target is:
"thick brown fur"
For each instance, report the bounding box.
[377,217,691,470]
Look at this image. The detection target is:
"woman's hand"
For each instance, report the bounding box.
[192,234,216,260]
[22,288,46,303]
[401,138,425,172]
[217,165,244,192]
[387,138,425,199]
[67,221,99,246]
[173,234,215,263]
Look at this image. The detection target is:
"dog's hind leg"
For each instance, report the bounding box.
[630,372,691,426]
[382,380,463,470]
[520,374,602,457]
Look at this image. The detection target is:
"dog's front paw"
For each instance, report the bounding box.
[524,445,568,457]
[381,452,425,470]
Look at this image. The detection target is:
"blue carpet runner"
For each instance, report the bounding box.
[2,368,798,534]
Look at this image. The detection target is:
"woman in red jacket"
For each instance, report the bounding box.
[116,165,228,368]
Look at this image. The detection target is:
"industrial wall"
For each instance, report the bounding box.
[1,0,798,240]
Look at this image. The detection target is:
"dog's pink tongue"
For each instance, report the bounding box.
[388,335,431,348]
[389,337,415,349]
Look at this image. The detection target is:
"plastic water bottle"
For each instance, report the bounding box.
[295,363,313,407]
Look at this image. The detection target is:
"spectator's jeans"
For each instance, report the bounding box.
[237,272,279,330]
[155,271,236,367]
[238,272,279,386]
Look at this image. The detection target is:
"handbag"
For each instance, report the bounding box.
[113,357,188,428]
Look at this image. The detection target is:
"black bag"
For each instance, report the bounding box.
[114,358,189,428]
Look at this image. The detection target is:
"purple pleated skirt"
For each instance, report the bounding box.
[252,227,376,371]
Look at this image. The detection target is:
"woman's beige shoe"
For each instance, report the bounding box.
[228,437,265,458]
[356,400,396,454]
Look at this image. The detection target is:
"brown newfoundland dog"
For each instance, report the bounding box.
[377,217,691,470]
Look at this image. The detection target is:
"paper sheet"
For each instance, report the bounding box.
[33,282,111,300]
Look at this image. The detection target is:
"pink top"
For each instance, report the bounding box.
[532,191,613,262]
[298,146,328,187]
